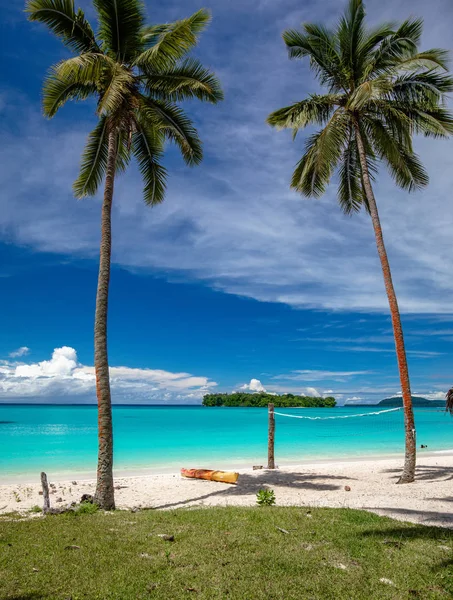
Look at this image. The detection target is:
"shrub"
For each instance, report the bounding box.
[256,489,276,507]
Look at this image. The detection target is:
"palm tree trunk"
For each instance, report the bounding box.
[93,129,117,509]
[354,122,416,484]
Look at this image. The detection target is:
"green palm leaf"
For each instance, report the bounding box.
[267,94,341,131]
[96,63,134,115]
[94,0,144,62]
[139,97,202,165]
[26,0,99,53]
[291,110,349,197]
[42,70,97,117]
[73,117,110,198]
[135,9,211,70]
[141,58,223,103]
[132,118,167,205]
[365,117,428,191]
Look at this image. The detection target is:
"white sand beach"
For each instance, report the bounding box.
[1,453,452,528]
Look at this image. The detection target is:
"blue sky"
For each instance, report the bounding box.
[0,0,452,404]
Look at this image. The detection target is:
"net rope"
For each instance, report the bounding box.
[273,407,403,420]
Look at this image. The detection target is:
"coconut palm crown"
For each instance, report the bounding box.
[267,0,453,210]
[27,0,223,509]
[27,0,223,203]
[268,0,453,484]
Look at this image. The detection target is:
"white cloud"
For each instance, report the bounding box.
[0,347,217,403]
[347,396,363,401]
[423,391,447,401]
[9,346,30,358]
[273,370,372,382]
[306,387,320,397]
[240,378,266,392]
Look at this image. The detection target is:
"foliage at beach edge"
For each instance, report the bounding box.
[202,392,336,407]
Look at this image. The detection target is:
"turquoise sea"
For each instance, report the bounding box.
[0,405,451,481]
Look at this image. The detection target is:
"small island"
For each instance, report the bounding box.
[202,392,336,408]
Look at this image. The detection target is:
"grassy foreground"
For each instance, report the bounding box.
[0,506,452,599]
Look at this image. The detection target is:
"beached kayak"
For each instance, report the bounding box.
[181,468,239,484]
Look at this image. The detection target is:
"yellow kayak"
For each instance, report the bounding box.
[181,468,239,484]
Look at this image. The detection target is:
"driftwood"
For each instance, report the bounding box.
[40,472,50,514]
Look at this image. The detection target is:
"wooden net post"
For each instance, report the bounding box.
[41,471,50,514]
[267,403,275,469]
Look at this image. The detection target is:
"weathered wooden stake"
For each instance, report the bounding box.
[41,471,50,514]
[267,403,275,469]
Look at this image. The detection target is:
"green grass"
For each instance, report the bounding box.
[0,507,452,599]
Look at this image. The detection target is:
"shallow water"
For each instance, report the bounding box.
[0,404,451,480]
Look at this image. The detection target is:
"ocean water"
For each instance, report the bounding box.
[0,404,451,481]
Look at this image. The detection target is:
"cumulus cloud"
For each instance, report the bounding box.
[306,387,320,397]
[423,391,447,401]
[9,346,30,358]
[0,347,217,403]
[240,378,266,392]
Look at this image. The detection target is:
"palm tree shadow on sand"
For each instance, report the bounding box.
[382,465,453,482]
[151,470,356,510]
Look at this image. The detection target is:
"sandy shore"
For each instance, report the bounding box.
[1,454,452,528]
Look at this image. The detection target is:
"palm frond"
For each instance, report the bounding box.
[141,57,223,103]
[73,116,110,198]
[370,100,453,139]
[42,68,97,117]
[139,96,202,165]
[135,9,211,70]
[43,53,113,116]
[267,94,341,131]
[132,117,167,205]
[338,125,366,214]
[282,27,343,91]
[369,18,424,75]
[446,388,453,415]
[356,22,396,64]
[115,129,132,172]
[347,77,393,110]
[366,117,428,191]
[94,0,144,62]
[291,110,349,197]
[390,70,453,104]
[336,0,366,83]
[96,63,134,115]
[397,49,450,72]
[26,0,99,53]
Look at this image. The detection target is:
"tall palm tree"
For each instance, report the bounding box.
[268,0,453,483]
[446,388,453,414]
[27,0,223,508]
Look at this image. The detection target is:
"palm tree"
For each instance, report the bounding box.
[446,388,453,414]
[27,0,223,508]
[267,0,453,483]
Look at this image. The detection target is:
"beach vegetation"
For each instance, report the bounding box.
[256,489,276,506]
[26,0,223,510]
[203,392,336,407]
[267,0,453,483]
[1,506,452,599]
[70,501,100,516]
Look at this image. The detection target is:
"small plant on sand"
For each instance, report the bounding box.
[29,505,42,514]
[256,489,276,507]
[72,502,99,516]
